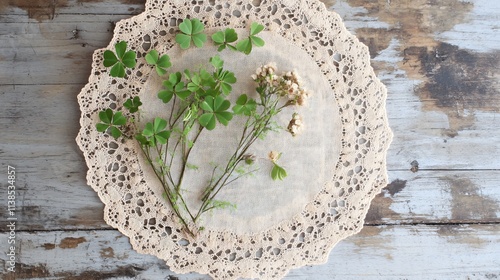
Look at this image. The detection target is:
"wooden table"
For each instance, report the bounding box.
[1,0,499,279]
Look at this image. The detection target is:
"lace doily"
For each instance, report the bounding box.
[76,0,393,279]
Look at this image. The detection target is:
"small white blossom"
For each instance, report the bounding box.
[287,113,303,136]
[268,151,280,162]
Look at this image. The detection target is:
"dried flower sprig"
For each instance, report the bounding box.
[251,63,310,137]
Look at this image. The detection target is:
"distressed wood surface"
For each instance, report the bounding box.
[1,0,499,279]
[1,225,499,279]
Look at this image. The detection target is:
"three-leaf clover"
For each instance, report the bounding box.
[123,96,142,113]
[186,69,217,96]
[209,55,224,69]
[208,55,236,95]
[271,163,287,181]
[211,28,238,51]
[96,109,127,139]
[236,22,265,55]
[214,69,236,95]
[232,94,257,116]
[103,41,137,78]
[145,50,172,76]
[158,72,191,103]
[175,18,207,49]
[199,95,233,130]
[187,73,204,93]
[141,117,171,145]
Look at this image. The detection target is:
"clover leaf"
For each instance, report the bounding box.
[103,41,137,78]
[271,163,287,181]
[199,95,233,130]
[145,50,172,76]
[96,109,127,139]
[187,73,203,93]
[158,72,191,103]
[123,96,142,113]
[175,18,207,49]
[135,134,149,146]
[142,117,171,145]
[232,94,257,116]
[220,71,236,95]
[213,68,236,95]
[236,22,265,55]
[186,69,216,97]
[211,28,238,51]
[209,55,224,70]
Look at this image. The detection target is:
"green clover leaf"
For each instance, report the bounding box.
[175,18,207,49]
[186,69,216,96]
[211,28,238,51]
[212,63,236,95]
[236,22,265,55]
[209,55,224,69]
[199,95,233,130]
[96,109,127,139]
[135,134,149,146]
[103,41,137,78]
[187,73,203,92]
[145,50,172,76]
[232,94,257,116]
[142,117,171,145]
[271,163,287,181]
[250,22,265,36]
[158,72,191,103]
[123,96,142,113]
[219,71,236,95]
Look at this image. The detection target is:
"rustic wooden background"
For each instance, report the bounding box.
[1,0,499,279]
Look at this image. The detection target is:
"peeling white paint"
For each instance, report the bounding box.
[387,174,454,221]
[330,1,392,30]
[437,0,500,52]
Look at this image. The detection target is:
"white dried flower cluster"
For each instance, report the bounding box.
[287,113,303,136]
[251,63,278,86]
[252,63,309,138]
[281,70,310,106]
[252,63,310,106]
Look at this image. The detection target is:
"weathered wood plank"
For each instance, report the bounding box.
[1,224,499,279]
[367,170,500,225]
[0,0,145,18]
[0,15,134,85]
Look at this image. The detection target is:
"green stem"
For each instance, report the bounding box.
[195,94,281,220]
[138,143,196,237]
[176,124,204,191]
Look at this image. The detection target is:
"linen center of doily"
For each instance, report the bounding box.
[138,31,342,234]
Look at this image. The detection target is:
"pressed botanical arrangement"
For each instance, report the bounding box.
[96,18,310,237]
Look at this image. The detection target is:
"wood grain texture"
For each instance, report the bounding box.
[0,0,499,278]
[1,225,499,279]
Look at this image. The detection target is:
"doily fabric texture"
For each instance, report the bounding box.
[76,0,393,279]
